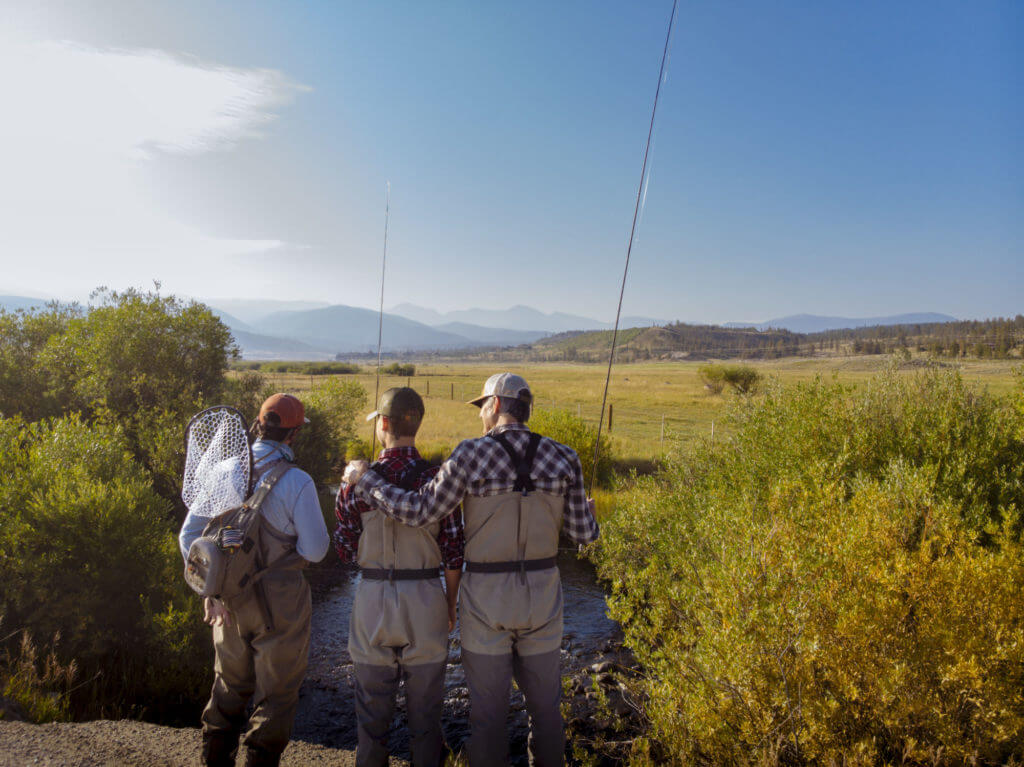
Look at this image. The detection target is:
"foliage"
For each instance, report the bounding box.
[381,362,416,377]
[529,408,615,489]
[0,415,209,719]
[0,305,80,421]
[0,629,76,723]
[596,367,1024,765]
[292,377,367,484]
[698,363,762,395]
[251,361,362,375]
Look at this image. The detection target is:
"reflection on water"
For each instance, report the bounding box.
[294,550,621,760]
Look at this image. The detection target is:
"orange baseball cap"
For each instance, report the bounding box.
[258,393,309,429]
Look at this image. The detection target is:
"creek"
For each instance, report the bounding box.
[293,551,633,765]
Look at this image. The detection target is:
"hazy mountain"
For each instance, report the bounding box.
[229,329,335,360]
[251,305,473,352]
[390,303,668,333]
[203,298,332,326]
[0,295,49,312]
[434,322,548,346]
[724,313,959,334]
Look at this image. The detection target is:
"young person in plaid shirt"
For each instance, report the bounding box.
[344,373,599,767]
[335,387,463,767]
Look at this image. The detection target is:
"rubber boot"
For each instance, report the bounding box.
[201,731,239,767]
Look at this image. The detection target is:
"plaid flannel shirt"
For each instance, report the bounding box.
[353,423,599,545]
[334,446,464,569]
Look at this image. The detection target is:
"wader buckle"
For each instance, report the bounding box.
[387,566,395,583]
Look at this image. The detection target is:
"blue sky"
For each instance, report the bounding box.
[1,1,1020,323]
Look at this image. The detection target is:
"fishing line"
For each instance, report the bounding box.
[370,181,390,458]
[590,0,679,494]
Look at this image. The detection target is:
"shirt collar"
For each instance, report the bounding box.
[488,422,530,436]
[378,445,422,460]
[254,439,295,462]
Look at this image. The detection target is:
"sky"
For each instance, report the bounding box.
[0,0,1020,324]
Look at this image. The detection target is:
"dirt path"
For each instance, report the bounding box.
[0,720,402,767]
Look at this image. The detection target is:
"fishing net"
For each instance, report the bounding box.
[182,406,253,518]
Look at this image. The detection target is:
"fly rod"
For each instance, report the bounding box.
[590,0,678,494]
[370,181,390,458]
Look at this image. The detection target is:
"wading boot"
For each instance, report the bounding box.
[244,745,282,767]
[201,730,239,767]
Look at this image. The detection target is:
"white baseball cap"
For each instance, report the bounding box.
[467,372,533,408]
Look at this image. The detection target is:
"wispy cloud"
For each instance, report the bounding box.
[0,36,307,296]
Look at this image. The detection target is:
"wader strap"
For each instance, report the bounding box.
[247,461,292,510]
[489,432,543,495]
[464,556,557,574]
[360,566,440,581]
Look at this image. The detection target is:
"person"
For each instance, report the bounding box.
[179,393,330,767]
[343,373,599,767]
[334,386,464,767]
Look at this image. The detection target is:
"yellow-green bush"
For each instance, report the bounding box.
[530,408,615,488]
[597,367,1024,765]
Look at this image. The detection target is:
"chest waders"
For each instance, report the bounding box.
[460,432,565,657]
[349,459,448,667]
[202,464,313,767]
[350,459,450,767]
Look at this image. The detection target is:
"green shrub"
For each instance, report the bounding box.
[381,362,415,377]
[292,377,367,484]
[597,367,1024,765]
[0,415,209,719]
[698,363,762,395]
[256,361,361,375]
[529,409,615,489]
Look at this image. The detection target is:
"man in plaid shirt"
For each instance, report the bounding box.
[345,373,599,767]
[336,387,463,767]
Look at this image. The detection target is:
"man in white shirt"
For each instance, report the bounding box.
[180,393,329,767]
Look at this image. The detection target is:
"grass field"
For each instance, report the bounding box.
[254,356,1021,462]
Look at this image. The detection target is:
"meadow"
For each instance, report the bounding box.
[254,356,1022,462]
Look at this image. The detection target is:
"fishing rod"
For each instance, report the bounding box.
[590,0,678,494]
[370,181,391,458]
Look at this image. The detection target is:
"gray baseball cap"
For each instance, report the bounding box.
[468,372,533,408]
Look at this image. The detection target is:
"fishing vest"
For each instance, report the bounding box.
[355,459,442,579]
[460,431,565,656]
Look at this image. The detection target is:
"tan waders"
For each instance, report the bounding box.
[460,432,565,767]
[350,478,449,767]
[201,520,309,767]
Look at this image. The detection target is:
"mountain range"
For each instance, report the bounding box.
[724,313,959,334]
[0,294,965,359]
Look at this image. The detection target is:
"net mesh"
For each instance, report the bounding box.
[182,407,252,518]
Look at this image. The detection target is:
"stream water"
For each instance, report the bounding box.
[292,551,627,764]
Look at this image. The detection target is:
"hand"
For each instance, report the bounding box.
[587,497,596,516]
[448,603,457,633]
[343,460,370,486]
[204,597,232,628]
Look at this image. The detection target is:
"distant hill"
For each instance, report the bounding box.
[249,305,473,353]
[228,329,335,360]
[202,298,331,326]
[434,322,548,346]
[0,295,49,312]
[390,303,666,333]
[725,313,958,334]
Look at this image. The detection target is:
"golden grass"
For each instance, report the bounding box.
[256,356,1021,461]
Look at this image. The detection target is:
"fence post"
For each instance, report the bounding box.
[577,403,581,418]
[407,376,411,388]
[711,420,715,442]
[426,379,429,396]
[608,404,613,432]
[661,414,665,449]
[451,382,454,400]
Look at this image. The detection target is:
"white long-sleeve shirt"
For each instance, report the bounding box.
[179,439,329,564]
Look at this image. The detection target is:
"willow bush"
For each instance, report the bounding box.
[597,367,1024,765]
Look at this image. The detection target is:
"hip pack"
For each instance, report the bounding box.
[184,460,300,602]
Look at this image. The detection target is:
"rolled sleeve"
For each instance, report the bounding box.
[562,451,600,545]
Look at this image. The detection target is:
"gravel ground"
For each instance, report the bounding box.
[0,719,397,767]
